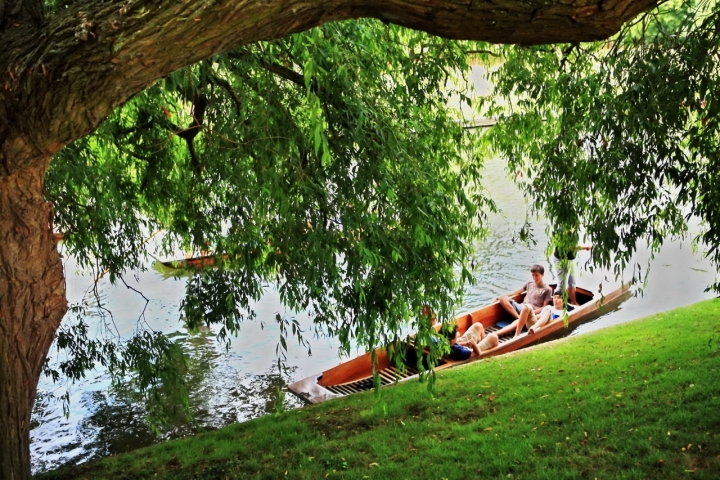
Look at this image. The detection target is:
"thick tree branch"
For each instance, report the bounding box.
[255,57,306,88]
[153,92,208,175]
[208,74,243,115]
[0,0,659,175]
[226,51,310,93]
[464,49,501,57]
[177,94,208,143]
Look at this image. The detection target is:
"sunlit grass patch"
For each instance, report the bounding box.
[40,299,720,479]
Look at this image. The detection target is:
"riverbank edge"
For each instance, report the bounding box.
[39,298,720,479]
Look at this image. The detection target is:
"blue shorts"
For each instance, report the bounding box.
[450,344,472,361]
[509,299,523,315]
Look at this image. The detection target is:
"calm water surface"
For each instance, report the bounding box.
[30,155,717,474]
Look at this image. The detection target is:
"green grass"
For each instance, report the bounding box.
[40,299,720,479]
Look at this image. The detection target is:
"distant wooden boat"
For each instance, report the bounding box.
[289,283,630,404]
[159,254,228,270]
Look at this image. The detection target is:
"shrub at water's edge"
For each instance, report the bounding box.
[40,299,720,479]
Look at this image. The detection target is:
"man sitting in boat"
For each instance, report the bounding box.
[450,323,499,360]
[495,288,574,338]
[497,264,553,319]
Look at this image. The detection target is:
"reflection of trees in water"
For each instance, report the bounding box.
[34,329,303,471]
[108,329,303,433]
[77,391,156,457]
[30,391,51,431]
[230,370,305,421]
[29,389,157,473]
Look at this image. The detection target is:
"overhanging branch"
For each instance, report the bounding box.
[0,0,660,174]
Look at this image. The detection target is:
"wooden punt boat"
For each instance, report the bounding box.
[288,283,630,404]
[158,254,228,270]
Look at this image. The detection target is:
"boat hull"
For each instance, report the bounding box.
[289,283,630,404]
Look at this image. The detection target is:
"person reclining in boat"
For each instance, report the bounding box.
[543,289,575,323]
[449,323,499,360]
[496,264,553,320]
[495,288,574,338]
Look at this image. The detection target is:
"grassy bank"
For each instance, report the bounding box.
[41,299,720,479]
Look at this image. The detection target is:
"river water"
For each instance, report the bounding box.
[30,76,718,475]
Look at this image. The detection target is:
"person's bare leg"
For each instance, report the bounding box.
[476,332,499,354]
[514,305,534,337]
[498,295,520,319]
[568,286,578,305]
[515,316,526,336]
[458,324,486,357]
[483,333,499,350]
[528,310,551,334]
[460,323,485,342]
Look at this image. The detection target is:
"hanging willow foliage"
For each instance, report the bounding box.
[480,0,720,291]
[43,19,492,421]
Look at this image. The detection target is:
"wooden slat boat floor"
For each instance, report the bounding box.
[324,359,425,394]
[289,283,631,404]
[498,334,514,344]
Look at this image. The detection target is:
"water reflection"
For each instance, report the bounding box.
[30,157,716,475]
[31,332,303,474]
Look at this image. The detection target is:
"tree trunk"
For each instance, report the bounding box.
[0,159,67,480]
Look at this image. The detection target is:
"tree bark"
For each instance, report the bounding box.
[0,159,67,480]
[0,0,44,30]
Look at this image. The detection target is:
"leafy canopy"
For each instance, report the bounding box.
[480,0,720,290]
[44,19,490,420]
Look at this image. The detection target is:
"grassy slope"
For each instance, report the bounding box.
[41,299,720,479]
